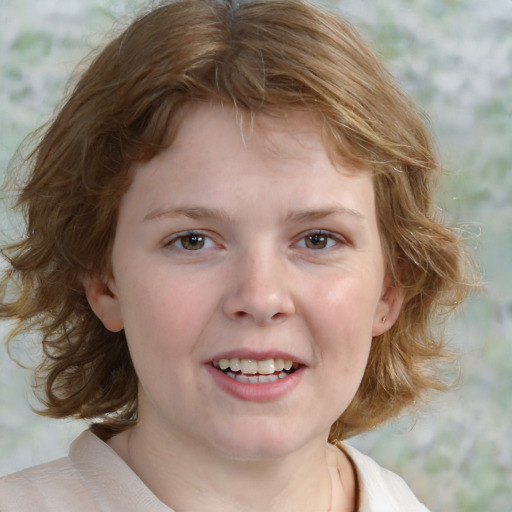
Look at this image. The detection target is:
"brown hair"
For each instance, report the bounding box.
[0,0,473,440]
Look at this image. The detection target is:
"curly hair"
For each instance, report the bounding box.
[0,0,474,441]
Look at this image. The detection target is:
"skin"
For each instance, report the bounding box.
[85,103,403,512]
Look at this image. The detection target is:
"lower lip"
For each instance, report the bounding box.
[205,364,305,402]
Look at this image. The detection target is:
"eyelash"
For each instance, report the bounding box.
[165,231,216,251]
[294,230,345,250]
[164,230,345,252]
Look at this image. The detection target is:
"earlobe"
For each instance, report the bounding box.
[372,285,405,337]
[83,274,124,332]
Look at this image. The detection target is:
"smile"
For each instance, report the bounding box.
[212,358,300,384]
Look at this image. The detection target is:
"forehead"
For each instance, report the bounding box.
[121,103,376,227]
[155,103,364,177]
[175,104,318,158]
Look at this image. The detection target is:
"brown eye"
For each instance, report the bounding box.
[297,232,339,250]
[305,234,329,249]
[178,234,206,250]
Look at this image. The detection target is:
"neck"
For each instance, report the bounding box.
[108,423,336,512]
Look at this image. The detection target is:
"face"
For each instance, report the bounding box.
[86,104,402,461]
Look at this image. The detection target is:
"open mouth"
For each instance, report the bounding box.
[211,357,300,384]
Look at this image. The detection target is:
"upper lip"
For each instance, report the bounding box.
[207,349,306,366]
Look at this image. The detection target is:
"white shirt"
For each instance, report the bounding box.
[0,431,429,511]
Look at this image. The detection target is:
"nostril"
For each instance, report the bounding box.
[233,310,286,322]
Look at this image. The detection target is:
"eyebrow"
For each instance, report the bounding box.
[143,205,364,223]
[143,206,234,223]
[285,206,365,223]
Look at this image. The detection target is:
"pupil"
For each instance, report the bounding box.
[306,234,327,249]
[183,235,204,250]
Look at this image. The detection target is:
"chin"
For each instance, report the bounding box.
[210,420,324,462]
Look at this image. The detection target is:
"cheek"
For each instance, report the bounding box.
[314,273,381,332]
[117,266,220,356]
[307,274,380,376]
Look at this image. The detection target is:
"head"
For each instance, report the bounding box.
[1,0,471,441]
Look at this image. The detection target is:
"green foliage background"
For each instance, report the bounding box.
[1,1,511,510]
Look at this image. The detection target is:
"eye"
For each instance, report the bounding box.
[167,232,216,251]
[296,231,341,250]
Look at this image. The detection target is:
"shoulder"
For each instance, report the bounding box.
[341,443,430,512]
[0,430,173,512]
[0,431,106,512]
[0,455,92,511]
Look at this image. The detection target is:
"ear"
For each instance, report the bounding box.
[83,274,124,332]
[372,284,405,337]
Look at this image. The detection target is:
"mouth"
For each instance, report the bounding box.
[211,357,300,384]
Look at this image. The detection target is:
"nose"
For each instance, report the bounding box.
[222,250,296,325]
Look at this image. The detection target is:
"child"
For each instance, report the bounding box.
[0,1,472,510]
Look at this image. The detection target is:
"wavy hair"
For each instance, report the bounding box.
[0,0,474,440]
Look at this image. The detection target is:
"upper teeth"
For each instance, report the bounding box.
[213,358,295,375]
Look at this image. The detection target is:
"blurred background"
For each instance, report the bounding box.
[1,1,511,510]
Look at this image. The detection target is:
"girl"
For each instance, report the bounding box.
[0,1,472,510]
